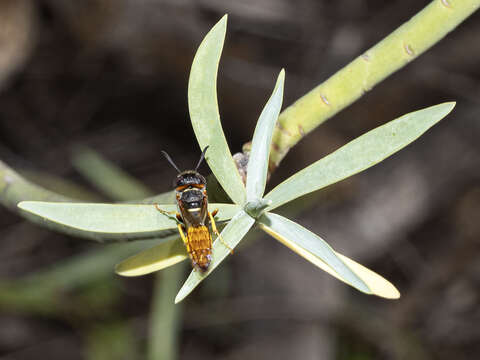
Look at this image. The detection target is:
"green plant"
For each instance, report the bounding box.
[18,15,457,303]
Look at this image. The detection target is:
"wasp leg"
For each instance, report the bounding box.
[154,203,176,215]
[177,223,188,246]
[154,204,188,253]
[154,203,182,224]
[208,211,234,254]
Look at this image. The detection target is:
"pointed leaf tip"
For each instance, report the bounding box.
[259,213,370,294]
[259,213,400,299]
[188,13,246,205]
[265,102,457,210]
[246,69,285,200]
[335,252,400,299]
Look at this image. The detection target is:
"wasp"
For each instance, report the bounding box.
[156,146,231,271]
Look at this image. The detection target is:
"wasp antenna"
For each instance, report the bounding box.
[161,150,181,173]
[195,146,209,171]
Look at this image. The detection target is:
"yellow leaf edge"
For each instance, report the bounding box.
[260,224,400,299]
[115,238,187,277]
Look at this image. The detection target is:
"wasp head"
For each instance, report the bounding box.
[175,170,206,189]
[162,146,209,191]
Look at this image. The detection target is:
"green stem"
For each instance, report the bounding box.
[86,322,138,360]
[0,160,99,240]
[0,160,71,208]
[268,0,480,170]
[148,265,185,360]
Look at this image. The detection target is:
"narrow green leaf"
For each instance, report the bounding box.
[246,69,285,201]
[265,102,455,210]
[18,201,240,240]
[259,216,399,298]
[175,210,254,303]
[259,212,370,294]
[188,15,246,205]
[116,238,187,277]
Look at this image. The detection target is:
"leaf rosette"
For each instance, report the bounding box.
[18,15,457,303]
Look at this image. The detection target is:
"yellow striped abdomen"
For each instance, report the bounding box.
[186,226,212,271]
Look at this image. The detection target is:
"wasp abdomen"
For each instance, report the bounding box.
[187,226,212,271]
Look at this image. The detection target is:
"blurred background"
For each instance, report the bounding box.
[0,0,479,359]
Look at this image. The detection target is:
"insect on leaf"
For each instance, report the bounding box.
[246,69,285,201]
[188,15,246,205]
[175,210,254,303]
[18,202,240,240]
[264,102,455,210]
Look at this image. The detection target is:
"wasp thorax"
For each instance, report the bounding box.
[180,189,204,209]
[175,170,206,188]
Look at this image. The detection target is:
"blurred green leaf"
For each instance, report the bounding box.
[246,69,285,201]
[265,102,455,210]
[0,237,164,316]
[259,212,370,294]
[175,210,254,303]
[18,202,240,241]
[116,238,187,276]
[72,146,152,201]
[22,239,162,291]
[72,145,176,204]
[188,14,246,205]
[20,169,102,202]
